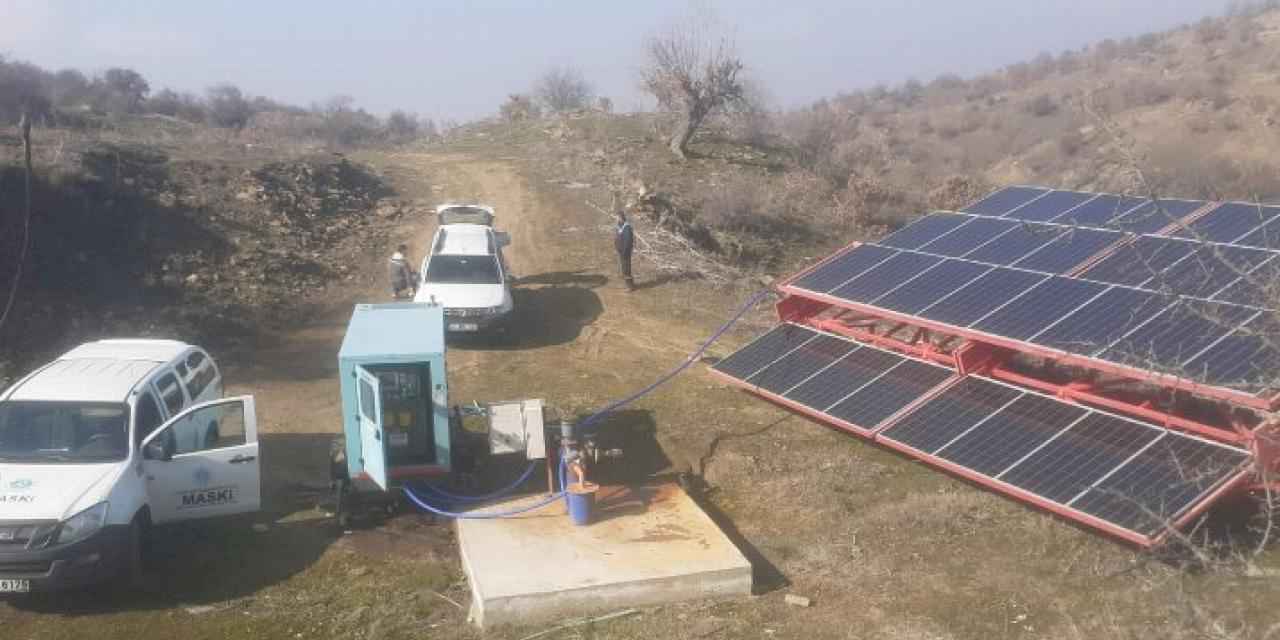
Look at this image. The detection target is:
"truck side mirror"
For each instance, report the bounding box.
[495,232,510,248]
[144,440,172,462]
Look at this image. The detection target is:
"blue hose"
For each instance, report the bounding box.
[578,289,772,431]
[403,484,565,519]
[418,460,539,503]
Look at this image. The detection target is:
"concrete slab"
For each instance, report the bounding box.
[456,482,752,628]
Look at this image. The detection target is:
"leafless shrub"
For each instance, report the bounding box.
[1026,94,1058,117]
[534,65,594,113]
[1186,114,1213,134]
[1195,17,1229,44]
[1123,78,1175,108]
[205,84,253,129]
[1058,129,1085,156]
[386,110,420,141]
[928,73,967,92]
[499,94,540,122]
[639,7,744,159]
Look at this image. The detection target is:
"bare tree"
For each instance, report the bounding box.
[102,67,150,114]
[640,10,745,159]
[206,84,252,128]
[535,66,594,113]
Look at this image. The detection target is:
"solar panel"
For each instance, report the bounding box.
[792,244,896,294]
[875,374,1251,540]
[918,268,1049,327]
[1146,245,1271,299]
[1070,435,1250,535]
[877,377,1022,454]
[1052,194,1145,227]
[970,277,1108,340]
[995,413,1161,503]
[745,334,860,395]
[963,186,1049,216]
[785,346,912,412]
[1174,202,1280,244]
[1111,199,1206,235]
[873,259,992,315]
[879,212,972,250]
[824,359,953,429]
[1001,190,1097,222]
[964,223,1058,264]
[829,251,942,304]
[1080,237,1199,287]
[1214,256,1280,307]
[713,323,1256,544]
[935,393,1088,477]
[1030,287,1172,356]
[1181,312,1279,391]
[918,217,1018,257]
[1236,215,1280,251]
[1100,300,1256,372]
[1013,227,1122,274]
[711,324,819,380]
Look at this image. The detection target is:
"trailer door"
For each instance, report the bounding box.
[356,366,389,491]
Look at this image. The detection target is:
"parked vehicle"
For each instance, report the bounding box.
[414,204,515,334]
[0,339,260,592]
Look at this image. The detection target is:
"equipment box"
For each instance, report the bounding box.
[337,303,451,491]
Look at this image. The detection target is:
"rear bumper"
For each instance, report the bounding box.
[0,525,130,592]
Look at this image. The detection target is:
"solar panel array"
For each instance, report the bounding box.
[788,186,1280,396]
[712,323,1253,542]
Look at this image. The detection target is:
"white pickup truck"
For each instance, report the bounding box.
[0,339,261,592]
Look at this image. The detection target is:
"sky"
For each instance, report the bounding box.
[0,0,1234,121]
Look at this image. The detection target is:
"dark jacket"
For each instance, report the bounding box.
[388,253,413,290]
[615,220,634,256]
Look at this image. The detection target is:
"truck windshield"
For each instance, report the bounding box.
[425,255,501,285]
[0,401,130,463]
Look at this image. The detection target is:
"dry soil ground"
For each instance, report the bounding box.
[2,149,1278,639]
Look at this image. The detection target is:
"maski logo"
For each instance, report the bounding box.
[179,487,237,509]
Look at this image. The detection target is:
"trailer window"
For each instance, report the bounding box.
[359,378,376,421]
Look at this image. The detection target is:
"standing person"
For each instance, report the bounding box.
[614,210,635,291]
[388,243,416,299]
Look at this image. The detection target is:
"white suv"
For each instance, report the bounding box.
[0,339,260,592]
[414,204,515,333]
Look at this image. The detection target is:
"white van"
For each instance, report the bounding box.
[414,204,515,333]
[0,339,261,592]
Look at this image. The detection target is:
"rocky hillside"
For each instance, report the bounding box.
[0,126,428,382]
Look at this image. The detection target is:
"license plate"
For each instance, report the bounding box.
[389,432,409,447]
[0,579,30,593]
[449,323,479,332]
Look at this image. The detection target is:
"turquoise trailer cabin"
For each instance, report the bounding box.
[337,303,450,490]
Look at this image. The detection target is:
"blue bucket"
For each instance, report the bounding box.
[566,482,599,526]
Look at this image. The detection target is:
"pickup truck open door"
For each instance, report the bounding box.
[140,396,262,524]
